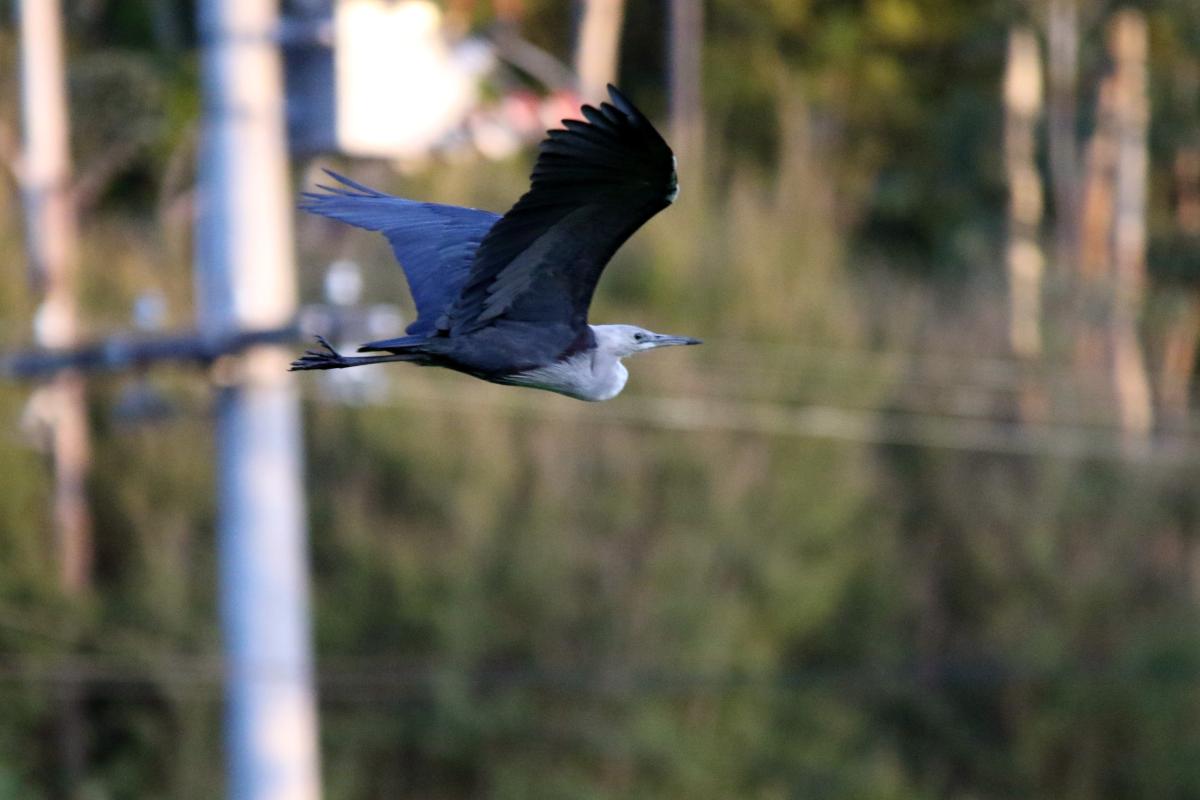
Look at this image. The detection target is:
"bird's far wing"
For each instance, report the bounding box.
[300,170,501,335]
[442,85,677,338]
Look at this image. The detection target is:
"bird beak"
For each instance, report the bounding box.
[651,333,702,348]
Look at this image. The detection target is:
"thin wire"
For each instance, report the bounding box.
[0,652,1190,704]
[674,345,1198,429]
[672,334,1194,384]
[637,366,1191,433]
[307,376,1200,465]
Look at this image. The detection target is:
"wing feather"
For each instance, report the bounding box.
[444,85,677,339]
[300,170,500,335]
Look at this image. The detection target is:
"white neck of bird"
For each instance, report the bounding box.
[587,345,629,401]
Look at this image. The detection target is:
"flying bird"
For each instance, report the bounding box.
[290,85,699,401]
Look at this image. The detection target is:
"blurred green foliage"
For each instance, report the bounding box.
[0,0,1199,798]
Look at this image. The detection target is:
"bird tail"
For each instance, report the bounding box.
[356,334,429,353]
[289,335,425,371]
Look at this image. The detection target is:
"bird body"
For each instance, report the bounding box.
[494,334,628,401]
[291,86,700,401]
[491,324,698,401]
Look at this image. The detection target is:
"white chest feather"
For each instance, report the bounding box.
[502,350,628,402]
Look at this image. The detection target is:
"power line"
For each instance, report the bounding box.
[0,652,1193,703]
[305,376,1200,465]
[670,334,1192,383]
[8,328,1192,460]
[6,323,1197,436]
[5,324,1190,395]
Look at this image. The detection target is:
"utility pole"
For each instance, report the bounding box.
[195,1,321,798]
[16,1,91,793]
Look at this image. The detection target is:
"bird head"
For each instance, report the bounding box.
[594,324,702,358]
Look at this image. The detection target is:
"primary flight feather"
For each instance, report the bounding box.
[291,85,699,401]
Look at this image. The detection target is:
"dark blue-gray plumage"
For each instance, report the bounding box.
[291,85,699,401]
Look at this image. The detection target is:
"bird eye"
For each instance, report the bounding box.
[634,332,646,341]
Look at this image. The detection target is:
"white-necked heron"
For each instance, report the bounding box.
[290,85,700,401]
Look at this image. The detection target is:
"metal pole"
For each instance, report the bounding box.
[195,2,320,798]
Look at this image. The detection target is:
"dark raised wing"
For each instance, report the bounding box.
[300,170,500,335]
[441,85,676,337]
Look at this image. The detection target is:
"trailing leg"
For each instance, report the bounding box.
[289,335,422,371]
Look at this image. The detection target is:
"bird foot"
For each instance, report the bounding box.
[289,335,350,371]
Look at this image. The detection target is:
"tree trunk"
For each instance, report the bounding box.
[1159,296,1200,428]
[16,2,93,795]
[1076,59,1118,418]
[1177,146,1200,236]
[1075,10,1154,440]
[668,0,704,169]
[1108,9,1153,441]
[1004,26,1045,360]
[574,0,626,103]
[16,0,93,593]
[1045,0,1081,273]
[1159,140,1200,425]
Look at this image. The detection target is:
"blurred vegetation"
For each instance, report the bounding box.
[0,0,1199,798]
